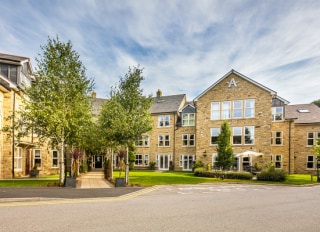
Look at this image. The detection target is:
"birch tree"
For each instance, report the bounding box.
[19,36,94,185]
[98,66,153,183]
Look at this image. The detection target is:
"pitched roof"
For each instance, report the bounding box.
[150,94,186,114]
[194,69,287,102]
[285,103,320,124]
[0,53,30,65]
[90,97,108,117]
[179,103,196,113]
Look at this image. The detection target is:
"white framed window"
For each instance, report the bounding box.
[244,126,254,145]
[271,131,283,145]
[158,115,170,127]
[307,132,314,146]
[272,107,283,121]
[14,147,22,170]
[307,132,320,146]
[245,99,255,118]
[233,100,243,118]
[52,150,59,168]
[211,102,220,120]
[157,154,171,170]
[135,154,143,166]
[182,134,195,147]
[158,135,170,147]
[33,149,42,168]
[135,135,150,147]
[306,155,315,169]
[275,155,282,168]
[212,153,218,170]
[144,154,149,166]
[233,127,242,145]
[222,101,231,119]
[179,155,195,171]
[210,128,220,145]
[182,113,195,126]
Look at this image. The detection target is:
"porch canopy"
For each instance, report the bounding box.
[234,151,262,172]
[235,151,262,157]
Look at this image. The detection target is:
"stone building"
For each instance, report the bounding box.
[135,70,320,174]
[0,53,65,179]
[0,52,319,178]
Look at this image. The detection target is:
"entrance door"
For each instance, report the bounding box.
[242,157,251,171]
[183,155,194,171]
[95,155,103,168]
[158,155,170,170]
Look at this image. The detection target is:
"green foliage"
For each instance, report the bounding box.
[80,162,88,173]
[98,66,153,146]
[149,162,156,170]
[257,164,286,181]
[128,143,136,170]
[193,161,204,170]
[313,139,320,157]
[15,36,94,184]
[312,99,320,107]
[215,121,234,170]
[194,169,253,180]
[18,36,94,147]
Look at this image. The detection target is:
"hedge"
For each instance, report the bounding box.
[194,168,253,180]
[257,169,286,181]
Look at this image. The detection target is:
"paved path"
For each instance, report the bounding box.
[76,171,113,189]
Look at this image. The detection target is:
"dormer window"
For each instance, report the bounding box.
[182,113,195,126]
[0,64,18,83]
[272,107,283,121]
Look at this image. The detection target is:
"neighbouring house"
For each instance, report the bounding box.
[0,53,54,178]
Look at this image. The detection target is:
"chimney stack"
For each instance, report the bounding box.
[92,91,97,98]
[156,89,162,97]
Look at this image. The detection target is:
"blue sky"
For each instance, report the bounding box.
[1,0,319,104]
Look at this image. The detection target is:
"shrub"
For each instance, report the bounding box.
[149,161,156,170]
[194,168,253,180]
[80,162,88,173]
[193,161,204,170]
[257,164,286,181]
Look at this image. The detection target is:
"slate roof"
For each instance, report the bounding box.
[285,103,320,124]
[150,94,186,114]
[90,97,108,117]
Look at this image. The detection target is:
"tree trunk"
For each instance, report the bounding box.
[59,141,65,186]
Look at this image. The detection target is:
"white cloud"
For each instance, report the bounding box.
[0,0,319,104]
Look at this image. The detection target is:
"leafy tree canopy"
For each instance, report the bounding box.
[20,36,94,147]
[98,66,153,146]
[312,99,320,107]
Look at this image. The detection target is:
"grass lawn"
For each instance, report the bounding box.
[0,171,318,187]
[116,170,319,187]
[0,179,59,187]
[0,174,60,187]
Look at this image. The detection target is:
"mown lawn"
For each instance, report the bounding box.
[0,171,318,187]
[118,170,319,187]
[0,179,59,187]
